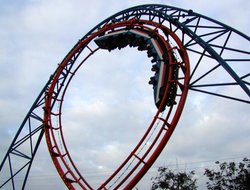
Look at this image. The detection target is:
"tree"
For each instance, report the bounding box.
[151,167,198,190]
[204,158,250,190]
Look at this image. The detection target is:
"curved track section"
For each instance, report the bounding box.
[44,20,190,189]
[1,4,250,190]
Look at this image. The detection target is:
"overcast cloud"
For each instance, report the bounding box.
[0,0,249,189]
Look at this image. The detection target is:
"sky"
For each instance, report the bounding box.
[0,0,249,189]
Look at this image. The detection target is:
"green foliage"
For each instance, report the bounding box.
[151,158,250,190]
[151,167,198,190]
[204,158,250,190]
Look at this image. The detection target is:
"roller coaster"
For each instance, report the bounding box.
[0,4,249,190]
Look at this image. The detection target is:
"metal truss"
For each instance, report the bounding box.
[0,4,249,190]
[0,80,50,189]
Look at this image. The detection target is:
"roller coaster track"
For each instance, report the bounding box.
[0,4,249,190]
